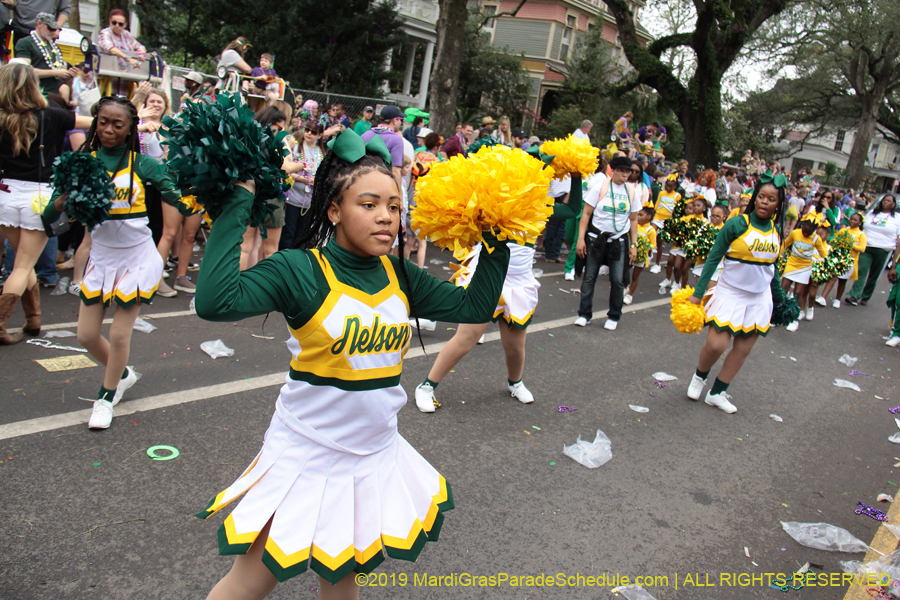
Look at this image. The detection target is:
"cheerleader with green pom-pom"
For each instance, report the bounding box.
[684,174,785,414]
[818,215,866,308]
[42,96,190,430]
[781,211,828,332]
[689,204,728,295]
[624,207,656,305]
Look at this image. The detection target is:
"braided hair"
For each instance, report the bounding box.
[78,96,141,205]
[293,150,426,351]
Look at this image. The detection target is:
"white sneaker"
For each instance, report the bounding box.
[832,299,841,308]
[650,264,662,274]
[785,320,799,332]
[805,307,814,321]
[509,381,535,404]
[603,319,618,330]
[796,312,804,322]
[659,278,671,288]
[414,383,437,413]
[670,282,682,294]
[815,296,827,307]
[598,265,610,276]
[623,294,633,305]
[887,337,900,348]
[687,373,707,400]
[574,316,590,327]
[564,270,575,281]
[477,334,485,344]
[67,282,81,296]
[88,399,115,429]
[409,318,436,331]
[114,366,139,406]
[704,390,737,414]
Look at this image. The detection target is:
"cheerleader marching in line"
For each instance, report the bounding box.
[685,173,786,414]
[818,213,866,308]
[193,129,511,600]
[42,96,190,430]
[661,197,706,294]
[690,204,728,293]
[623,206,656,305]
[781,212,827,332]
[414,169,585,413]
[650,174,681,275]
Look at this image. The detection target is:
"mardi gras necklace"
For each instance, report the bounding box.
[30,31,65,70]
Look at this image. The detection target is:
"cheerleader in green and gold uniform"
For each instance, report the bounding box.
[685,174,786,414]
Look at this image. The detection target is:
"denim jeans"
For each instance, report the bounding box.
[578,232,627,321]
[280,204,311,251]
[542,219,567,260]
[4,236,58,285]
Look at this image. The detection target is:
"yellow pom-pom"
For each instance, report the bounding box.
[670,286,707,334]
[411,145,554,253]
[539,135,600,181]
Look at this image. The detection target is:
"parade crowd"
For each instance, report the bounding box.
[3,11,900,600]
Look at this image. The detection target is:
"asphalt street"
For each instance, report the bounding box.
[3,246,900,600]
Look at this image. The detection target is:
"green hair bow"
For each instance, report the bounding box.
[760,170,788,189]
[525,144,555,167]
[327,129,393,166]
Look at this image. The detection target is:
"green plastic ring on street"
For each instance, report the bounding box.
[146,445,180,461]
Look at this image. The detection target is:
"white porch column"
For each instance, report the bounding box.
[417,41,434,110]
[402,42,418,95]
[381,51,393,94]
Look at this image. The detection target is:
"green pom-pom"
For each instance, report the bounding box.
[161,93,289,237]
[51,152,115,229]
[811,248,852,285]
[635,235,653,263]
[770,275,801,326]
[775,253,787,277]
[659,197,687,244]
[684,222,720,263]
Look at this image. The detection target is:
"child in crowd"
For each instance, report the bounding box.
[650,174,681,274]
[782,212,828,331]
[624,207,656,305]
[661,197,705,294]
[250,53,280,102]
[818,213,866,308]
[691,204,728,294]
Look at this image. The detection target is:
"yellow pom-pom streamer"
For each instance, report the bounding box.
[411,145,553,253]
[540,135,600,181]
[670,286,707,334]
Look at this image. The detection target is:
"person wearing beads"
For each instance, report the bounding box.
[846,194,900,306]
[0,63,92,345]
[414,158,584,413]
[819,213,866,309]
[41,96,190,429]
[685,172,786,414]
[192,127,511,599]
[623,206,656,305]
[781,212,827,332]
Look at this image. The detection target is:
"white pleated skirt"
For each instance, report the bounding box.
[80,237,162,308]
[705,278,772,337]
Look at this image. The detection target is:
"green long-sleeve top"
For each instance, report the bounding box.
[692,211,778,299]
[547,175,584,221]
[195,187,511,328]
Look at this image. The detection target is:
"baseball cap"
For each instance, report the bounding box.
[610,156,633,171]
[528,136,541,145]
[417,127,433,138]
[185,71,204,85]
[379,105,404,121]
[511,128,526,139]
[36,12,61,29]
[363,106,374,112]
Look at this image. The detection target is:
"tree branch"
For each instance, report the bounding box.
[476,0,527,28]
[648,32,693,57]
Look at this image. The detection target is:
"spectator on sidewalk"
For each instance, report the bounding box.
[10,0,69,43]
[573,119,592,140]
[441,122,472,159]
[98,9,147,72]
[353,105,375,135]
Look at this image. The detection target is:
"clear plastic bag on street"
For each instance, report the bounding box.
[563,429,612,468]
[834,379,861,392]
[781,521,868,553]
[50,276,70,296]
[44,330,76,338]
[629,405,649,413]
[611,585,658,600]
[839,354,858,367]
[201,339,234,359]
[889,432,900,444]
[133,318,157,334]
[652,372,678,381]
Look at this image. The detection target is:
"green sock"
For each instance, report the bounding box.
[424,377,439,390]
[508,378,521,386]
[695,368,710,380]
[98,386,115,401]
[121,368,130,380]
[710,378,730,396]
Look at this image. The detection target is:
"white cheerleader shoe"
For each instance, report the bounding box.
[832,299,841,308]
[564,270,575,281]
[704,391,737,414]
[113,366,139,406]
[477,334,485,344]
[598,265,610,276]
[887,337,900,348]
[805,307,814,321]
[649,264,662,274]
[687,373,707,400]
[815,296,827,307]
[88,399,115,429]
[414,383,437,413]
[508,381,534,403]
[785,321,799,332]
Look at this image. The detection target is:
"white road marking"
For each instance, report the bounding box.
[2,297,670,441]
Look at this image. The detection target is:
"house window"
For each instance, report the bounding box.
[567,15,576,27]
[560,25,572,60]
[483,5,497,29]
[834,131,845,152]
[870,143,880,163]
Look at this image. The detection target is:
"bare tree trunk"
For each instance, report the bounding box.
[427,0,468,136]
[69,0,81,30]
[845,98,881,188]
